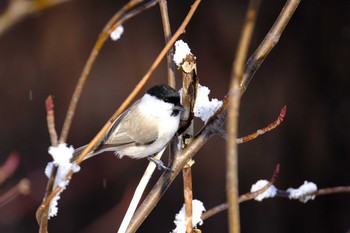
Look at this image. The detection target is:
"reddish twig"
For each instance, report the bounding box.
[39,95,59,233]
[45,96,58,147]
[237,105,286,144]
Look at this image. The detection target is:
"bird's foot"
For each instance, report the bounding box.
[147,156,172,171]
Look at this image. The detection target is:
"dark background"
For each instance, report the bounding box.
[0,0,349,232]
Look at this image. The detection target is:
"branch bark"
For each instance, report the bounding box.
[226,1,261,232]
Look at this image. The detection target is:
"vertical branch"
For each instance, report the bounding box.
[158,0,176,87]
[39,96,59,233]
[183,165,193,233]
[180,53,198,233]
[240,0,301,94]
[226,0,260,233]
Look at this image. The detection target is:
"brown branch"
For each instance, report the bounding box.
[240,0,301,94]
[308,186,350,196]
[158,0,176,87]
[39,96,59,233]
[58,0,150,144]
[203,184,350,221]
[275,186,350,199]
[226,0,261,232]
[179,53,198,233]
[183,165,193,233]
[45,96,58,147]
[202,164,280,220]
[237,105,286,144]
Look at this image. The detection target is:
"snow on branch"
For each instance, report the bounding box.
[44,144,80,218]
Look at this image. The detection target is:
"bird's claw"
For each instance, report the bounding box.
[147,156,172,171]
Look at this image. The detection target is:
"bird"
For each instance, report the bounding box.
[72,84,184,170]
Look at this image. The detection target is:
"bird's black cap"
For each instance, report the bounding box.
[147,85,181,106]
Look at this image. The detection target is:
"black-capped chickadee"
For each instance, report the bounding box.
[73,85,183,169]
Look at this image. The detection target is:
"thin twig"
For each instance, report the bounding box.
[226,0,260,232]
[39,96,60,233]
[202,164,280,220]
[275,186,350,198]
[203,185,350,221]
[240,0,301,94]
[59,0,148,144]
[237,105,286,144]
[45,96,58,147]
[108,0,158,36]
[158,0,176,87]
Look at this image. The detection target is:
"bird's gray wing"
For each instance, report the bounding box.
[98,100,158,149]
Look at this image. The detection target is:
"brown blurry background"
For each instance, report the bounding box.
[0,0,349,232]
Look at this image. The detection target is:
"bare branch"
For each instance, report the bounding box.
[237,105,286,144]
[179,53,198,233]
[39,96,59,233]
[226,0,261,232]
[158,0,176,87]
[183,164,194,233]
[240,0,301,94]
[202,164,280,220]
[59,0,153,144]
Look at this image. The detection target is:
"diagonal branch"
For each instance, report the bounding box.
[237,105,286,144]
[240,0,302,94]
[202,164,280,220]
[59,0,151,144]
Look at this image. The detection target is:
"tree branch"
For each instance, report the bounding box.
[158,0,176,87]
[240,0,301,94]
[226,0,261,232]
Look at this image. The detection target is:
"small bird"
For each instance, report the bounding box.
[73,84,183,169]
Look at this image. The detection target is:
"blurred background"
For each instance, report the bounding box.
[0,0,349,232]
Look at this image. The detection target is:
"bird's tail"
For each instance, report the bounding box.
[71,145,95,162]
